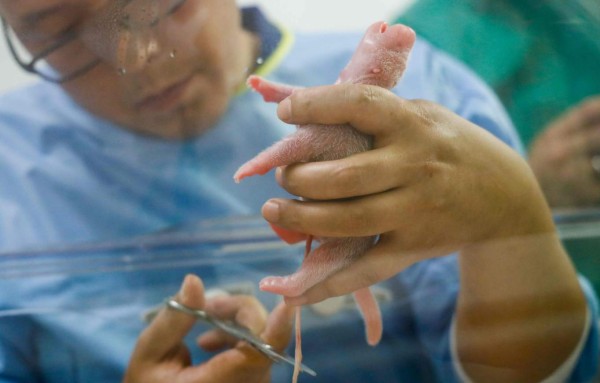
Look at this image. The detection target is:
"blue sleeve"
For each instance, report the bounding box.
[0,316,38,383]
[398,256,460,382]
[569,277,600,381]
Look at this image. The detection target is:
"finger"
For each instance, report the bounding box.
[276,147,434,200]
[184,304,294,383]
[277,83,408,137]
[199,303,294,371]
[285,238,419,305]
[197,303,294,360]
[560,124,600,159]
[555,108,586,135]
[260,302,295,352]
[134,274,205,362]
[262,186,422,238]
[582,125,600,153]
[270,222,308,244]
[556,97,600,135]
[205,295,268,336]
[197,329,238,352]
[185,347,271,383]
[577,97,600,129]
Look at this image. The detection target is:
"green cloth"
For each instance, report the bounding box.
[564,237,600,298]
[395,0,600,149]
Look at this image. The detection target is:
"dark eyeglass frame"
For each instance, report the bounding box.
[1,16,101,84]
[1,0,187,84]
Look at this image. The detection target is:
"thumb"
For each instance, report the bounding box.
[135,274,206,362]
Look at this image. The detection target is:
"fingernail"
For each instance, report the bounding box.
[262,200,280,223]
[179,275,191,303]
[278,98,292,121]
[275,167,283,185]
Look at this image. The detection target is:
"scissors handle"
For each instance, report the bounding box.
[165,298,317,377]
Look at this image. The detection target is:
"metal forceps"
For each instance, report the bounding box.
[165,298,317,377]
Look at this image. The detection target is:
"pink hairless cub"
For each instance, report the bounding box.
[235,21,416,347]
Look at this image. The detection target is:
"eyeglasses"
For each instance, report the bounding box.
[1,16,101,84]
[1,0,188,84]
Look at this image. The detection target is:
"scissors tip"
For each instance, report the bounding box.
[302,365,318,377]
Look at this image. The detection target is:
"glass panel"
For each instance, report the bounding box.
[0,216,419,382]
[0,0,599,382]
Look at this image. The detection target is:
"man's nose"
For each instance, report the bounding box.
[115,28,163,74]
[81,27,166,75]
[80,1,171,75]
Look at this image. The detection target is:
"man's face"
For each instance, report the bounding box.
[0,0,257,139]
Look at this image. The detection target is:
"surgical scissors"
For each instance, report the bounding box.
[165,298,317,377]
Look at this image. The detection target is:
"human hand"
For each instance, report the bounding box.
[260,84,555,305]
[529,96,600,208]
[123,275,294,383]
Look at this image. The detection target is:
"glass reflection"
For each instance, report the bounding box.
[0,1,598,382]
